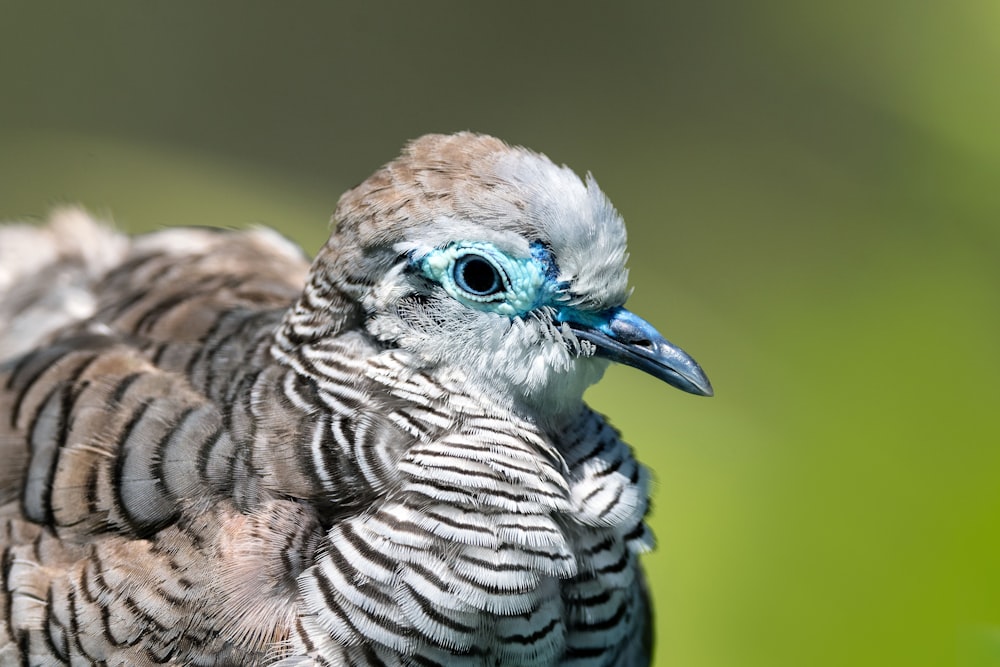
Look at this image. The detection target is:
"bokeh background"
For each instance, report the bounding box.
[2,3,999,666]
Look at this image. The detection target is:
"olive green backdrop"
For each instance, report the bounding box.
[2,3,998,666]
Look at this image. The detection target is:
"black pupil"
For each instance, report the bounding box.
[458,257,500,295]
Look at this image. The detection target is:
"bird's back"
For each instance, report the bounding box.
[0,211,323,664]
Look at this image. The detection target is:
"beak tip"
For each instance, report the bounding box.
[676,368,714,397]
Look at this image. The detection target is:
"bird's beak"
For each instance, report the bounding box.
[560,307,713,396]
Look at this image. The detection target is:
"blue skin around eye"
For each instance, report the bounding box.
[416,241,562,318]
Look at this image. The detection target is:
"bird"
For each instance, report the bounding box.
[0,132,711,666]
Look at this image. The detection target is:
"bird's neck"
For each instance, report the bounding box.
[273,292,361,357]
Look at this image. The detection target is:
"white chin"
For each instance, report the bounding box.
[517,356,609,419]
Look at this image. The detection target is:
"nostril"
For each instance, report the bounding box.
[633,338,653,349]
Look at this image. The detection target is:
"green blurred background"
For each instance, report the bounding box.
[2,3,998,665]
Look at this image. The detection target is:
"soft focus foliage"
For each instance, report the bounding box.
[2,3,998,665]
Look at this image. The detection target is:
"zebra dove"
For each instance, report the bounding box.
[0,133,711,666]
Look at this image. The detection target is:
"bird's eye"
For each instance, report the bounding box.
[453,254,504,297]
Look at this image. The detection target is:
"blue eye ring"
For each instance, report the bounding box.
[453,253,506,298]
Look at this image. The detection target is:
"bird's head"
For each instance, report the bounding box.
[312,133,711,419]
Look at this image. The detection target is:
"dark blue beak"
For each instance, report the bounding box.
[561,307,713,396]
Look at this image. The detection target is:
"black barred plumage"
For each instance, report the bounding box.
[0,133,712,665]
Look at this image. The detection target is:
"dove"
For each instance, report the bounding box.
[0,132,711,666]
